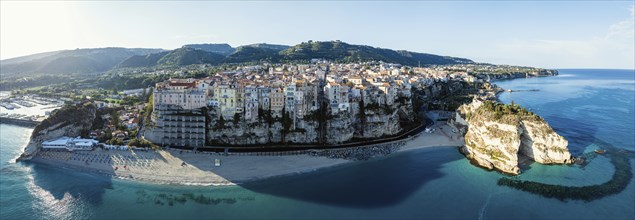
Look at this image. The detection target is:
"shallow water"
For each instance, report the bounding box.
[1,69,634,219]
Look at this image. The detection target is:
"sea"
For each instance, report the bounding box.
[1,69,634,219]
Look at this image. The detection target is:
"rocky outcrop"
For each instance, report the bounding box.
[18,102,98,160]
[358,110,401,138]
[205,109,324,145]
[456,99,572,175]
[207,122,273,145]
[325,113,355,144]
[519,120,571,164]
[204,99,414,146]
[286,120,319,144]
[475,69,558,81]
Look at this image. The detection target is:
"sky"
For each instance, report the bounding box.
[1,1,634,69]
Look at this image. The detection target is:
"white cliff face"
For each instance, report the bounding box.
[520,121,572,164]
[463,120,522,175]
[207,123,272,145]
[286,120,319,144]
[458,100,572,175]
[202,99,414,146]
[204,117,323,145]
[326,114,355,144]
[357,110,402,139]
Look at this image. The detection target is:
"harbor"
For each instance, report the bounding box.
[0,93,64,127]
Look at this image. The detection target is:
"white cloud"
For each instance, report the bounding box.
[492,5,634,69]
[605,5,635,41]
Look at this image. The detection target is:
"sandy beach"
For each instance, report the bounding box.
[29,122,463,186]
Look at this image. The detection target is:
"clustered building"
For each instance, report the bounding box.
[152,79,207,147]
[150,61,474,147]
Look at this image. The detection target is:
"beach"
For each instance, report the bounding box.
[28,122,463,186]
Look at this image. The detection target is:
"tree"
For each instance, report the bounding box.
[279,107,292,144]
[358,99,366,136]
[121,96,140,106]
[146,88,154,102]
[128,138,140,147]
[216,115,225,130]
[129,129,138,138]
[283,111,292,132]
[129,138,153,148]
[102,127,113,141]
[111,111,120,128]
[106,137,123,145]
[233,113,241,124]
[144,93,153,122]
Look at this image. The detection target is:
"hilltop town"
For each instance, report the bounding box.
[144,61,555,147]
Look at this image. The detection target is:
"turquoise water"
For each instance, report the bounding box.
[1,69,634,219]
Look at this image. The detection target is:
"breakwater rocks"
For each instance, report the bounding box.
[498,139,635,201]
[454,99,572,175]
[135,190,254,206]
[0,117,40,127]
[308,141,406,161]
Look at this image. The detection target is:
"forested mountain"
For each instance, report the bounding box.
[0,48,163,75]
[2,41,474,77]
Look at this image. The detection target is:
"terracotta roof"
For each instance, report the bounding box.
[168,82,196,88]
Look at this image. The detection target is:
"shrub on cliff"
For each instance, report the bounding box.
[32,102,96,137]
[128,138,157,149]
[474,100,542,125]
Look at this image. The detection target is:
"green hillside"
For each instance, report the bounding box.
[157,47,226,66]
[224,46,280,63]
[117,51,170,68]
[183,44,236,56]
[279,41,472,65]
[0,48,163,75]
[2,41,475,77]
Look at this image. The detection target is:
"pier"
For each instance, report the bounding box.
[0,117,40,127]
[506,89,540,92]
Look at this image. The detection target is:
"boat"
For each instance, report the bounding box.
[594,149,606,154]
[1,103,15,110]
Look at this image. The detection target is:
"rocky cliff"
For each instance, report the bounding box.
[357,110,401,138]
[204,100,414,146]
[205,120,321,146]
[18,102,98,160]
[455,99,572,175]
[475,69,558,81]
[325,113,355,144]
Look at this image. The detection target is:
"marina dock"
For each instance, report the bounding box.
[0,116,41,127]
